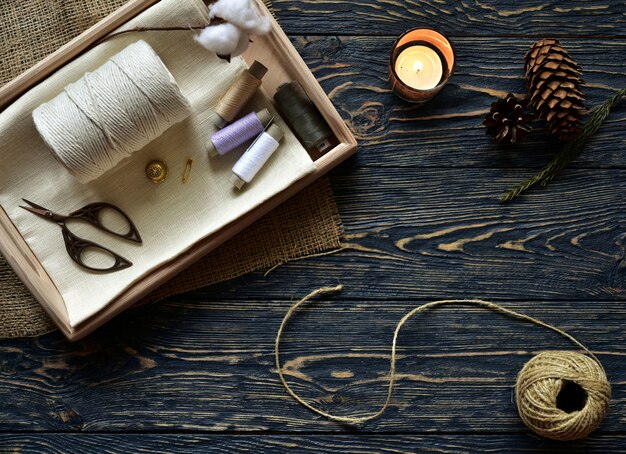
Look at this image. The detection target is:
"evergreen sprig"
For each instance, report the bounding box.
[500,88,626,202]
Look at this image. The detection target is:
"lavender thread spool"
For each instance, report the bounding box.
[207,109,272,157]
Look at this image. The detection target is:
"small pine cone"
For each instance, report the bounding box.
[483,93,535,144]
[525,39,585,141]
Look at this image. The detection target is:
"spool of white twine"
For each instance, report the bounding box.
[33,40,192,183]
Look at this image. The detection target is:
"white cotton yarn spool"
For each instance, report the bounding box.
[33,40,192,183]
[231,124,284,189]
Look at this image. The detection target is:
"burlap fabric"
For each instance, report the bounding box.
[0,0,343,338]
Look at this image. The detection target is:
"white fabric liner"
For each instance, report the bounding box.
[0,0,315,328]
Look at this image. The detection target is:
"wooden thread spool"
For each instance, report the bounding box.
[274,81,333,153]
[214,60,267,128]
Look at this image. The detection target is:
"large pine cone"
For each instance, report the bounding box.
[525,39,585,141]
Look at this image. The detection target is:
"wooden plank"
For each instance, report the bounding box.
[1,434,626,452]
[294,36,626,169]
[0,0,624,449]
[273,0,626,37]
[0,299,623,432]
[172,166,626,302]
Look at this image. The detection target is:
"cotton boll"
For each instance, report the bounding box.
[231,32,252,58]
[198,0,270,58]
[194,23,242,56]
[239,14,271,35]
[208,0,250,22]
[209,0,271,35]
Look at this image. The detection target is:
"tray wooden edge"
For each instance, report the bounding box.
[0,0,357,341]
[0,206,69,330]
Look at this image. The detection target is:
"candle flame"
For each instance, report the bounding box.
[413,60,424,75]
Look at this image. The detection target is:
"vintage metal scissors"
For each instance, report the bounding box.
[20,199,142,273]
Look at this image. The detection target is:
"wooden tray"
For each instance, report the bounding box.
[0,0,357,340]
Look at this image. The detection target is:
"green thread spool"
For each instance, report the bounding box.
[274,81,333,153]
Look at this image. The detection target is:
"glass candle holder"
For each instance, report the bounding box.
[389,28,456,104]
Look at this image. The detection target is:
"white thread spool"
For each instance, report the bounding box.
[33,40,192,184]
[231,124,284,189]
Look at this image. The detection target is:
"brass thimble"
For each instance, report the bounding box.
[146,160,168,184]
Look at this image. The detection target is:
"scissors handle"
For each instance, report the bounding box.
[61,225,133,272]
[69,203,142,243]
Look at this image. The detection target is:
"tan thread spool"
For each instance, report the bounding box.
[275,286,611,441]
[214,60,267,128]
[516,350,610,441]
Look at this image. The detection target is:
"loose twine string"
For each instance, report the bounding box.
[275,285,611,440]
[33,40,191,183]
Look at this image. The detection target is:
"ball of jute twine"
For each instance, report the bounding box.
[515,350,610,441]
[276,285,611,441]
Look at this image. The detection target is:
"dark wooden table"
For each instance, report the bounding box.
[2,1,626,452]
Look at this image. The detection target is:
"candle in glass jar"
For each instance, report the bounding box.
[394,45,443,90]
[389,28,455,104]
